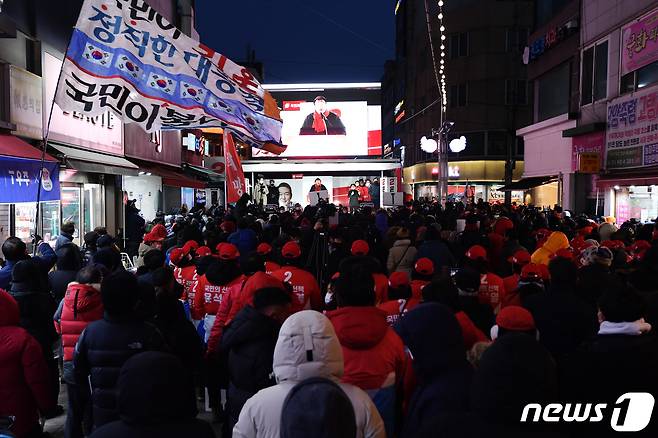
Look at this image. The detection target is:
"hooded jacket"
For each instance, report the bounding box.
[530,231,569,266]
[58,283,103,362]
[387,239,417,275]
[10,282,58,356]
[89,352,215,438]
[394,303,473,437]
[327,306,406,436]
[0,290,55,438]
[233,310,385,438]
[221,305,281,426]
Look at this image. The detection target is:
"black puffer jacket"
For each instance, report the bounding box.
[10,289,58,356]
[220,305,280,427]
[73,315,166,431]
[89,351,215,438]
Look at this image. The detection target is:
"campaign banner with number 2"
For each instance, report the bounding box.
[55,0,285,153]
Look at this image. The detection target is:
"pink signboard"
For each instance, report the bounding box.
[43,52,123,156]
[571,131,604,171]
[622,7,658,76]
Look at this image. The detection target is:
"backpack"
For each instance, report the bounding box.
[281,377,356,438]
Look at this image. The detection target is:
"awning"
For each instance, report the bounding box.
[596,168,658,188]
[132,163,206,189]
[183,164,223,181]
[498,175,558,191]
[49,143,139,176]
[0,134,57,161]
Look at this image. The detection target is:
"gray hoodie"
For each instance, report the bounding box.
[233,310,385,438]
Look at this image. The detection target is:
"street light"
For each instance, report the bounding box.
[427,120,454,205]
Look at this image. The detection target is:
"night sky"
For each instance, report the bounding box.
[195,0,395,84]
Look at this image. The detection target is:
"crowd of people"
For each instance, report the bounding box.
[1,197,657,437]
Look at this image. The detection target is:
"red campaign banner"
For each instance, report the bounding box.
[223,131,246,203]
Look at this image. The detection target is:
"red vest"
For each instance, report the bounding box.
[60,283,103,361]
[271,266,322,313]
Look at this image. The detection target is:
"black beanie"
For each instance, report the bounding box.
[143,249,165,271]
[10,259,39,292]
[102,270,139,316]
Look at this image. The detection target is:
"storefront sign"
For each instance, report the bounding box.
[605,84,658,169]
[572,131,604,171]
[0,156,60,203]
[9,66,43,140]
[44,52,123,155]
[529,18,579,61]
[577,152,601,173]
[621,7,658,76]
[383,177,398,193]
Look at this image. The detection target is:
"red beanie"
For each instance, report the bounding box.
[351,240,370,256]
[281,241,302,259]
[216,243,240,260]
[183,240,199,253]
[169,248,185,265]
[414,257,434,276]
[241,272,289,307]
[510,250,531,266]
[257,243,273,255]
[496,305,535,331]
[466,245,487,261]
[196,246,212,257]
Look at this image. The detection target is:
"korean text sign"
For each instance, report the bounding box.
[55,0,282,149]
[622,7,658,76]
[0,157,60,203]
[605,85,658,169]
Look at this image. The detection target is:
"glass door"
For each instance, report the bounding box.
[83,183,104,234]
[61,185,82,246]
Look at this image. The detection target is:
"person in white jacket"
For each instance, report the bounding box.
[233,310,385,438]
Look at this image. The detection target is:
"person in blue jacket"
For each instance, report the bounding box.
[0,236,57,292]
[227,219,257,263]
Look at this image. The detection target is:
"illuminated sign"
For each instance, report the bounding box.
[431,165,460,178]
[394,100,404,116]
[395,110,406,124]
[395,0,403,15]
[529,18,579,61]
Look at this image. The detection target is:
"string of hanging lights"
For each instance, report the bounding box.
[438,0,447,112]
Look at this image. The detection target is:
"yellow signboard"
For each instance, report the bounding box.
[578,152,601,173]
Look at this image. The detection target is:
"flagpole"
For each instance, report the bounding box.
[33,38,73,255]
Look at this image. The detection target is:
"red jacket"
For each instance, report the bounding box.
[327,306,406,391]
[192,274,243,319]
[264,261,281,275]
[58,283,103,361]
[373,273,389,304]
[455,310,488,349]
[378,298,420,326]
[478,272,505,311]
[205,276,248,356]
[0,290,55,438]
[271,266,322,313]
[174,265,197,305]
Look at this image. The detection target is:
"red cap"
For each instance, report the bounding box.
[256,243,273,255]
[183,240,199,253]
[216,242,240,260]
[281,241,302,259]
[351,240,370,256]
[496,305,535,331]
[494,217,514,236]
[389,271,410,289]
[196,246,212,257]
[241,272,289,306]
[511,250,531,266]
[553,248,575,261]
[144,223,167,242]
[466,245,487,261]
[169,248,185,265]
[521,263,544,281]
[414,257,434,276]
[220,221,236,234]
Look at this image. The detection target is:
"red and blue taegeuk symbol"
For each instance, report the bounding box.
[156,79,167,88]
[187,88,197,96]
[92,50,104,60]
[126,61,135,71]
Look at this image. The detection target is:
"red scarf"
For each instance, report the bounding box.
[312,111,330,133]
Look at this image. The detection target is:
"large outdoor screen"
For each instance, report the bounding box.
[252,98,381,158]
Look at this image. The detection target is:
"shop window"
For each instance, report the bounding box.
[506,28,528,52]
[449,32,469,59]
[581,40,608,105]
[487,131,508,156]
[505,79,528,105]
[619,60,658,95]
[40,202,61,244]
[0,205,10,244]
[449,83,468,108]
[61,186,81,244]
[537,62,570,121]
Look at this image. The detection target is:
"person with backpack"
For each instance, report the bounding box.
[54,264,105,438]
[73,270,166,431]
[233,310,385,438]
[221,274,292,433]
[271,241,322,313]
[0,290,55,438]
[89,352,215,438]
[386,228,417,276]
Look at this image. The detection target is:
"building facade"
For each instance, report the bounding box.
[384,0,533,203]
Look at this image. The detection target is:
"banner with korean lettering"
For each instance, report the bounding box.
[621,7,658,76]
[605,84,658,169]
[0,157,60,204]
[55,0,285,154]
[223,131,246,204]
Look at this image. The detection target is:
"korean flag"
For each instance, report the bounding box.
[208,96,235,115]
[82,43,113,67]
[115,55,142,81]
[180,82,207,104]
[147,72,176,95]
[241,110,261,133]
